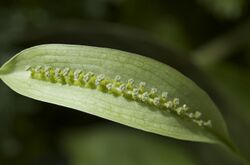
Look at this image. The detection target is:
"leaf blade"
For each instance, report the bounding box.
[0,44,230,144]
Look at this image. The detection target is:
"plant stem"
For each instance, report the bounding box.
[209,128,250,165]
[223,142,250,165]
[219,135,250,165]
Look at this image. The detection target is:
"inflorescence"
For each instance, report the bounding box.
[25,65,212,128]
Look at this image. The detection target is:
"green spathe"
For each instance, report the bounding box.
[0,44,231,145]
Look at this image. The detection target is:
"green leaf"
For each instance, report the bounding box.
[0,44,231,145]
[198,0,245,20]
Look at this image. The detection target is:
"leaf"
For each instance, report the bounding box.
[197,0,245,20]
[0,44,231,145]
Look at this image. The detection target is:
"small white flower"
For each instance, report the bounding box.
[114,75,121,82]
[153,97,160,106]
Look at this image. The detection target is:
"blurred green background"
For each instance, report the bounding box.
[0,0,250,165]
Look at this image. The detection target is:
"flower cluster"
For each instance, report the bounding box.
[26,65,212,128]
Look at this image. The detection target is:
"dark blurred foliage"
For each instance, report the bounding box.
[0,0,250,165]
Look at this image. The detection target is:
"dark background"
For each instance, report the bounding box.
[0,0,250,165]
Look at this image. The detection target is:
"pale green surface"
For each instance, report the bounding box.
[0,44,230,144]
